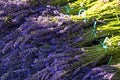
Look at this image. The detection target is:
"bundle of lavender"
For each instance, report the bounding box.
[0,0,120,80]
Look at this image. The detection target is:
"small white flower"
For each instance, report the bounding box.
[118,42,120,46]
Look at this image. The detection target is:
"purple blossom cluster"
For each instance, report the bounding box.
[0,0,118,80]
[82,65,117,80]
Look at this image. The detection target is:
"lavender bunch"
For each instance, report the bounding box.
[82,65,118,80]
[0,2,108,80]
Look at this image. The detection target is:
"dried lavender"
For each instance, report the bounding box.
[0,1,119,80]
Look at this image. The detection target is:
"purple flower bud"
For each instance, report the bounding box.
[2,41,13,54]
